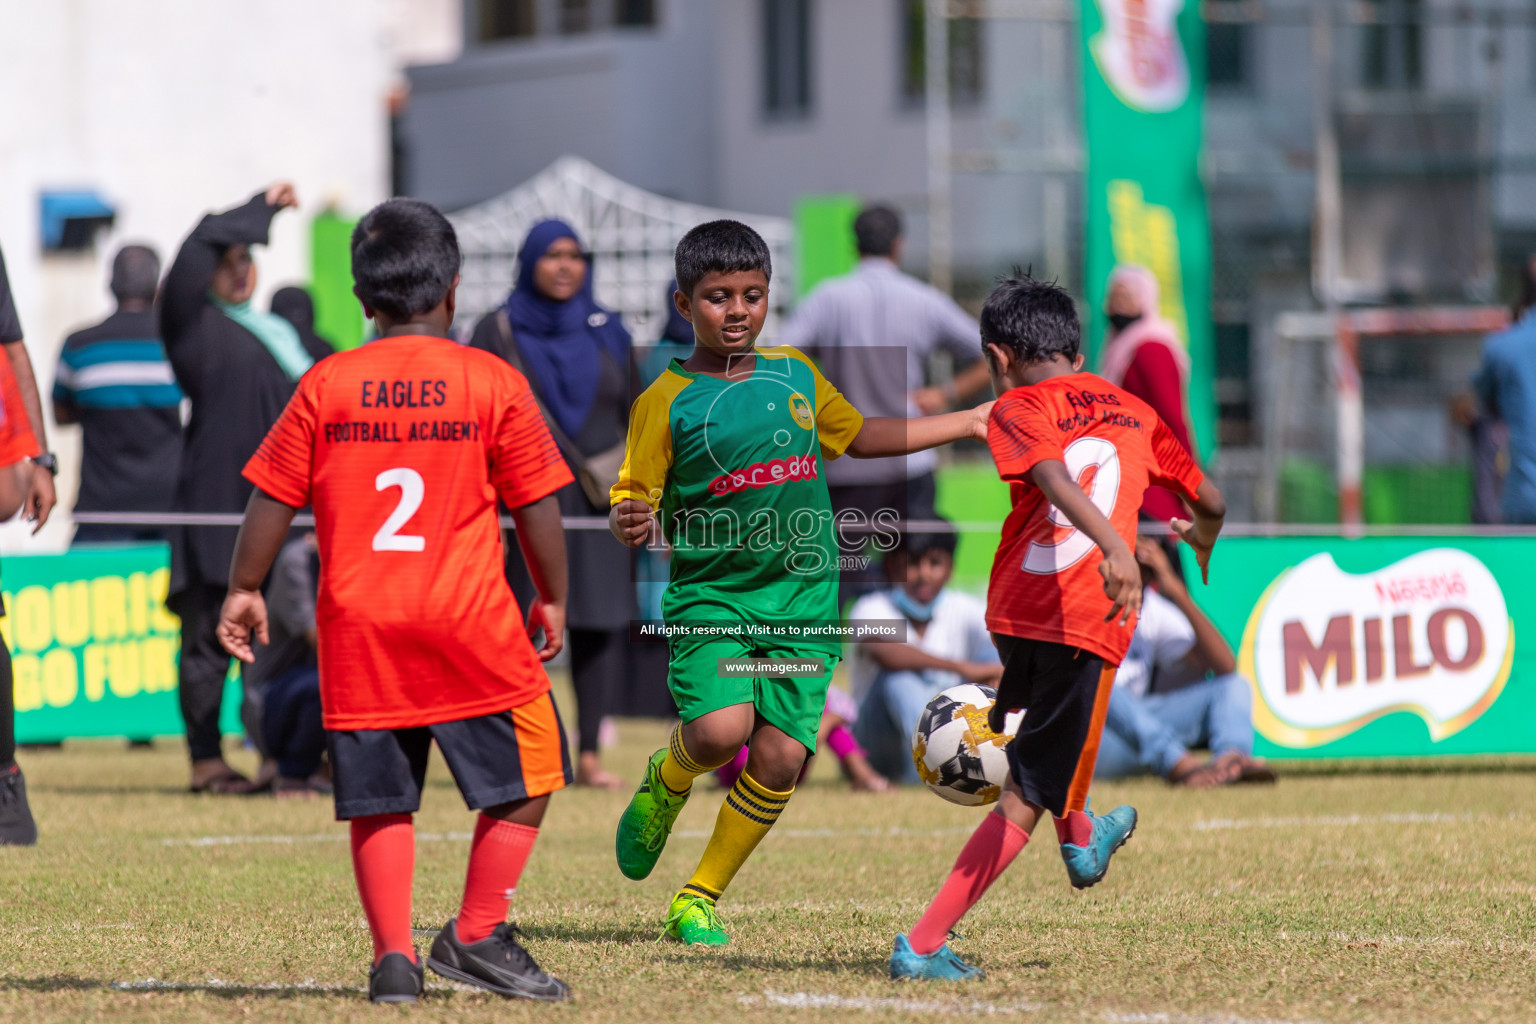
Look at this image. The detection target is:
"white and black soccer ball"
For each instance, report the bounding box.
[911,683,1023,807]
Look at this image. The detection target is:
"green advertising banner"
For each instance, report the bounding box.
[793,195,860,299]
[311,210,365,351]
[1080,0,1215,460]
[1191,537,1529,760]
[6,545,241,743]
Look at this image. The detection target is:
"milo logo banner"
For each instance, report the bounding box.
[1194,538,1529,759]
[5,545,240,743]
[1079,0,1216,459]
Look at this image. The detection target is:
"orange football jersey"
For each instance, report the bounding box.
[0,357,38,467]
[243,335,573,730]
[985,372,1202,665]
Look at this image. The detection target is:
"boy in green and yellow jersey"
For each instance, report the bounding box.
[609,220,990,945]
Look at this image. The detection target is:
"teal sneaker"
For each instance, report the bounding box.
[1060,804,1137,889]
[889,934,983,980]
[615,749,691,880]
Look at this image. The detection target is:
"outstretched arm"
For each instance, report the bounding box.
[846,403,992,459]
[510,494,568,662]
[160,184,295,363]
[1030,459,1141,626]
[218,489,298,663]
[1169,478,1225,585]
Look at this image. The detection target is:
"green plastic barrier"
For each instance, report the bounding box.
[793,195,860,299]
[311,210,364,351]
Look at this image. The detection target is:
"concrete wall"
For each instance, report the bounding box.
[0,0,408,552]
[404,1,719,210]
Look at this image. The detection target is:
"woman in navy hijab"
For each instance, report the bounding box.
[469,219,634,788]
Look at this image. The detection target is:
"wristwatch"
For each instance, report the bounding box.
[30,453,58,476]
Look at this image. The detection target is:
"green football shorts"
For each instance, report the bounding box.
[666,632,839,752]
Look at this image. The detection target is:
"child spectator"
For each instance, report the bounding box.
[848,524,999,784]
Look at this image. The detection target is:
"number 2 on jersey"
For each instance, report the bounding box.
[1022,437,1120,575]
[374,467,426,552]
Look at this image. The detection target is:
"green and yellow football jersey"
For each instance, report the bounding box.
[612,345,864,634]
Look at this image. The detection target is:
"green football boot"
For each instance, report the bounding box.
[662,892,730,947]
[615,749,691,880]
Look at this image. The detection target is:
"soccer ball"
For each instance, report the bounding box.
[911,683,1022,807]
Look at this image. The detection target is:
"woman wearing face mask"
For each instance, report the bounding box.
[160,183,315,795]
[1101,264,1197,528]
[468,220,634,788]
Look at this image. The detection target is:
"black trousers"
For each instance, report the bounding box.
[169,584,232,762]
[569,627,627,755]
[992,634,1114,818]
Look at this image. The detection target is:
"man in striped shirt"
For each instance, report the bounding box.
[54,245,184,544]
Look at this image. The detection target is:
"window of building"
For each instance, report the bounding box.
[479,0,536,41]
[614,0,656,27]
[763,0,812,118]
[1206,21,1250,90]
[559,0,591,34]
[900,0,984,107]
[1362,0,1422,89]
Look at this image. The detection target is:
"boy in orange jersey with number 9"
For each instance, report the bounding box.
[889,272,1226,980]
[218,198,577,1004]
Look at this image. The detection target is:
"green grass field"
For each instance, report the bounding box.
[4,715,1536,1024]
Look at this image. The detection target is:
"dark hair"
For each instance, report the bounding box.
[674,220,771,297]
[350,198,461,322]
[979,270,1081,364]
[854,204,903,257]
[891,522,958,561]
[110,244,160,303]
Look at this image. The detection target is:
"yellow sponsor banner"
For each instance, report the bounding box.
[7,545,238,743]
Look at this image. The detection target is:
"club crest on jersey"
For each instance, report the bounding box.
[788,392,813,429]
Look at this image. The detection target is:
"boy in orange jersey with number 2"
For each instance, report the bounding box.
[219,198,576,1004]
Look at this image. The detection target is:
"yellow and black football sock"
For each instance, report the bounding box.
[657,723,711,795]
[679,771,793,903]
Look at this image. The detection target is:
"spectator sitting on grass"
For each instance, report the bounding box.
[1094,535,1276,787]
[848,523,999,784]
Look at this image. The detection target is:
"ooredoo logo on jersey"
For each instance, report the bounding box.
[1238,550,1515,748]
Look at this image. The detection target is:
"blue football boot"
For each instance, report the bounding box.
[889,934,984,981]
[1059,804,1137,889]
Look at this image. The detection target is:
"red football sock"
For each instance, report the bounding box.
[1054,810,1093,847]
[907,813,1028,955]
[456,816,539,945]
[350,814,416,966]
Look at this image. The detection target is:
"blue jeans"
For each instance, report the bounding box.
[1095,673,1254,780]
[852,670,942,785]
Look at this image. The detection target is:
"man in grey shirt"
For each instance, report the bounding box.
[776,205,992,590]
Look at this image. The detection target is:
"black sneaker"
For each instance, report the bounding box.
[368,951,423,1004]
[427,919,570,1001]
[0,764,37,846]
